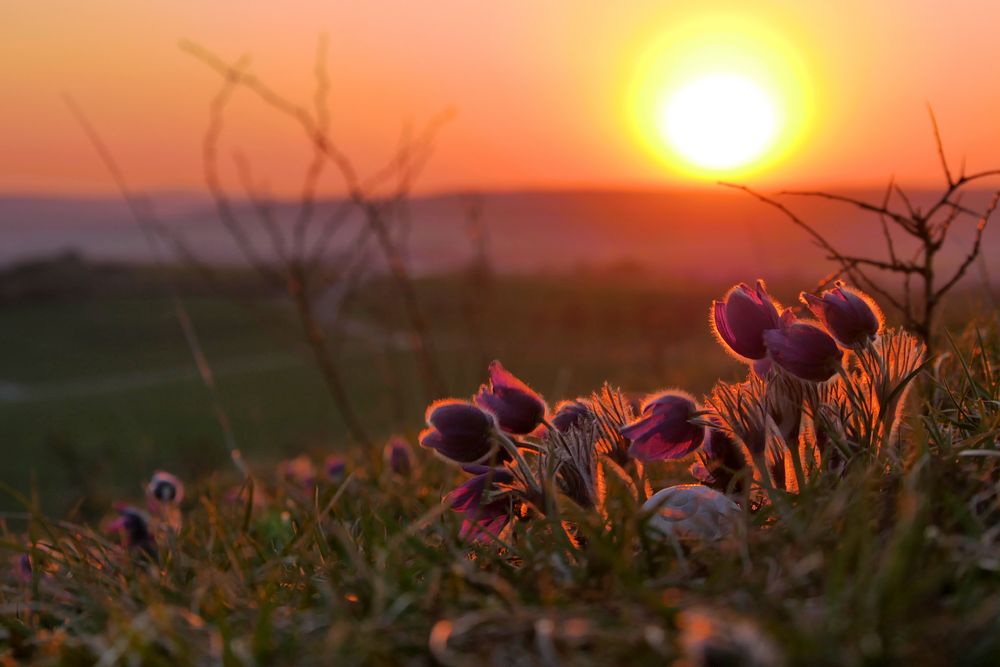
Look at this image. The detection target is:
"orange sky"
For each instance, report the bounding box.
[4,0,1000,196]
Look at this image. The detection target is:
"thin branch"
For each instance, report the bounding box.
[201,55,285,287]
[232,152,289,265]
[62,94,249,477]
[928,104,953,186]
[891,182,919,220]
[292,34,332,260]
[879,177,900,266]
[778,189,917,234]
[721,183,905,312]
[934,190,1000,301]
[181,39,363,198]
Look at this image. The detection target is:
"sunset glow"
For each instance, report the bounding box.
[658,73,778,171]
[5,2,1000,193]
[628,12,813,179]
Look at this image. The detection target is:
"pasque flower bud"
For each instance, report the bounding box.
[550,399,593,432]
[711,281,782,361]
[621,390,706,462]
[801,282,883,348]
[420,400,497,464]
[474,361,547,435]
[445,465,515,542]
[108,505,156,556]
[384,437,415,477]
[324,455,347,482]
[763,312,842,382]
[147,471,184,506]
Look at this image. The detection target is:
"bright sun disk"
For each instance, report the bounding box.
[659,73,778,170]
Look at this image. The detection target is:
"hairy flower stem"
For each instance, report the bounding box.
[786,440,807,493]
[495,431,543,497]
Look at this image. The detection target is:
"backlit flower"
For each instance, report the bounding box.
[420,400,497,464]
[325,455,347,482]
[711,281,782,361]
[474,361,547,434]
[384,437,414,477]
[550,399,594,432]
[621,390,705,461]
[801,282,883,348]
[108,505,155,556]
[278,455,317,490]
[147,471,184,507]
[445,465,515,542]
[763,313,842,383]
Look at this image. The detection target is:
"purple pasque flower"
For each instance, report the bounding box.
[278,455,317,490]
[550,399,594,432]
[474,361,547,435]
[711,281,783,361]
[763,311,843,383]
[445,465,515,542]
[621,390,706,462]
[146,471,184,508]
[384,437,415,477]
[15,553,32,584]
[420,400,497,464]
[324,455,347,482]
[801,282,883,348]
[108,504,155,555]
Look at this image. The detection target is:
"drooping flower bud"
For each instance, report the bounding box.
[620,390,706,462]
[383,437,414,477]
[420,400,497,464]
[473,361,547,435]
[108,505,155,556]
[801,282,883,348]
[550,399,594,432]
[278,455,317,490]
[763,312,842,382]
[445,465,515,542]
[147,471,184,507]
[15,554,32,584]
[324,455,347,482]
[711,281,782,361]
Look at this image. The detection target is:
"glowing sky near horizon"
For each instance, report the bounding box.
[4,0,1000,195]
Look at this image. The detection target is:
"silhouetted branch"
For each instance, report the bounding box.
[725,111,1000,348]
[928,105,953,186]
[935,190,1000,301]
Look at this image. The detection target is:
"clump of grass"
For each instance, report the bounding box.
[1,284,998,665]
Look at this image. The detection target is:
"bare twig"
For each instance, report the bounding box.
[724,111,1000,348]
[63,95,249,476]
[184,39,452,399]
[934,190,1000,301]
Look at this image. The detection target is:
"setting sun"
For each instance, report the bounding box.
[628,12,814,180]
[659,72,778,170]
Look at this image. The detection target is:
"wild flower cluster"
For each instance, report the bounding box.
[421,279,926,544]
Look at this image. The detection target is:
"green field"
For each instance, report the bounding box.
[2,262,1000,664]
[0,267,757,515]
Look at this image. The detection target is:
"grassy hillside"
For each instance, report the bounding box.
[0,294,997,665]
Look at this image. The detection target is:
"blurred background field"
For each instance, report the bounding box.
[0,256,737,515]
[0,251,993,516]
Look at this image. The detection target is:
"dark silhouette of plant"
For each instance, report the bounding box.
[178,37,457,447]
[723,109,1000,350]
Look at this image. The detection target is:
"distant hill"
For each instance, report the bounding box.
[1,188,997,285]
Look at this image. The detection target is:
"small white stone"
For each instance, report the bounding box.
[642,484,742,542]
